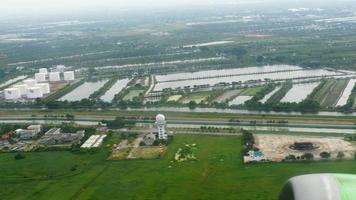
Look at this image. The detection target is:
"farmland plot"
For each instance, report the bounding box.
[312,79,349,107]
[59,80,108,101]
[280,82,320,103]
[213,89,242,103]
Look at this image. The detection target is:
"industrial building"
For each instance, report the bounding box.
[63,71,75,81]
[23,79,37,87]
[15,125,42,140]
[36,83,50,94]
[4,88,21,100]
[27,87,43,99]
[35,73,46,82]
[49,72,61,82]
[12,84,28,96]
[39,128,85,145]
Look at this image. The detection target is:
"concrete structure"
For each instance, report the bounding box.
[155,114,167,140]
[4,88,21,100]
[49,72,60,82]
[23,79,37,87]
[36,83,50,94]
[35,73,46,82]
[12,84,28,96]
[39,68,48,74]
[27,87,43,99]
[63,71,75,81]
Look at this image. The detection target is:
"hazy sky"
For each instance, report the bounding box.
[0,0,353,18]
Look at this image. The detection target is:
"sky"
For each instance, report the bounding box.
[0,0,353,18]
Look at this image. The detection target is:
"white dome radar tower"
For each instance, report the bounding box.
[155,114,167,140]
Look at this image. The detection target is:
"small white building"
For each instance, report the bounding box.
[23,79,37,87]
[49,72,60,82]
[4,88,21,100]
[39,68,48,74]
[155,114,167,140]
[27,87,43,99]
[35,73,46,82]
[63,71,75,81]
[36,83,50,94]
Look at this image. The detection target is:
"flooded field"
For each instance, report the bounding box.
[154,67,341,91]
[260,87,281,103]
[229,96,253,106]
[182,41,234,48]
[60,80,108,101]
[280,82,320,103]
[336,79,355,106]
[100,79,130,102]
[156,65,302,82]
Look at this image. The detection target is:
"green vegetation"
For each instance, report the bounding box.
[122,90,145,101]
[310,79,349,107]
[266,81,293,104]
[1,135,356,200]
[240,86,264,96]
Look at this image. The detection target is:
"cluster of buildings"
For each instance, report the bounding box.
[4,65,75,100]
[38,128,85,146]
[0,125,86,151]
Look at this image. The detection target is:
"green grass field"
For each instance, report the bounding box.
[122,90,144,101]
[240,87,264,96]
[1,135,356,200]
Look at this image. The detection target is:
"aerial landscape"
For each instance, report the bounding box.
[1,0,356,199]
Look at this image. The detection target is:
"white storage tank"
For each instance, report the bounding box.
[23,79,37,87]
[36,83,50,94]
[49,72,60,82]
[56,65,66,72]
[12,84,28,96]
[4,88,21,100]
[63,71,75,81]
[27,87,43,99]
[35,73,46,82]
[39,68,48,74]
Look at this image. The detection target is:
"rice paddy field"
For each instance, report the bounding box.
[2,135,356,200]
[311,79,349,107]
[280,82,320,103]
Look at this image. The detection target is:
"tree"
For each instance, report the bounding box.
[284,155,296,161]
[337,152,345,159]
[14,153,25,160]
[320,152,331,159]
[188,101,197,109]
[301,153,314,160]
